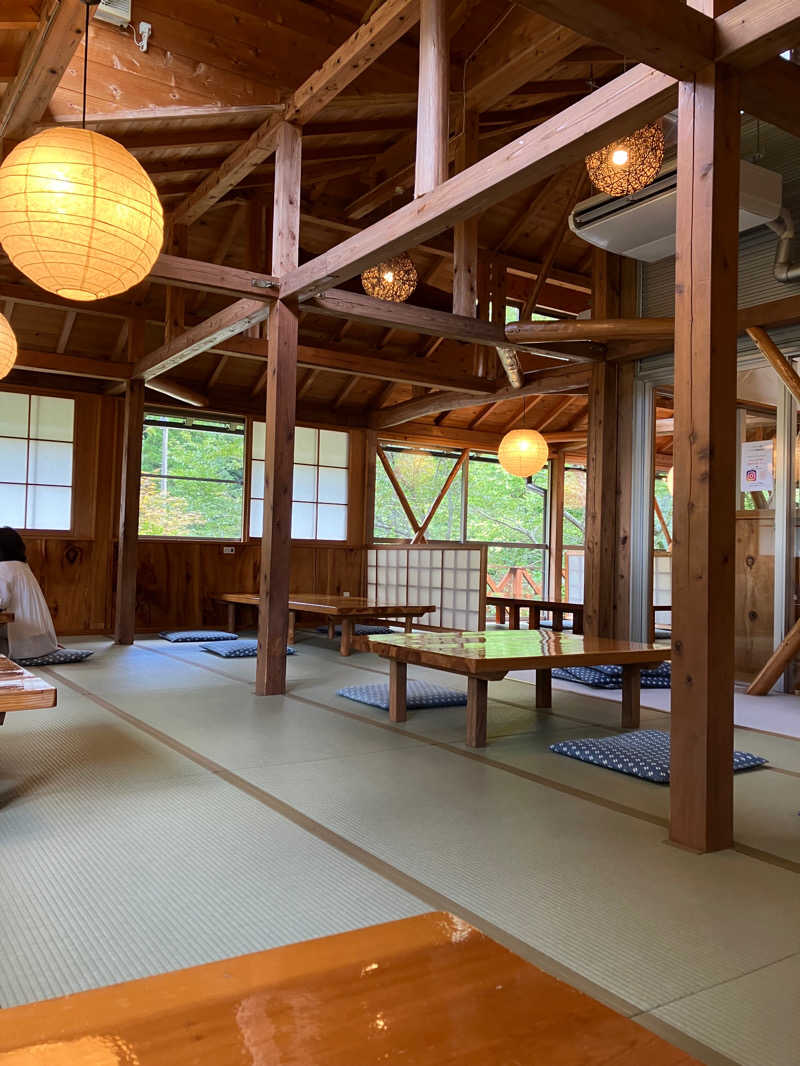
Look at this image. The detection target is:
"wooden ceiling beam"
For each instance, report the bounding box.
[279,65,678,302]
[15,349,132,380]
[715,0,800,69]
[510,0,713,79]
[133,299,271,381]
[171,0,421,224]
[149,254,278,302]
[371,364,591,428]
[0,0,85,139]
[296,344,496,393]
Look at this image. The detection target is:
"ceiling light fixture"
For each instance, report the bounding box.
[0,313,17,380]
[0,1,163,302]
[361,253,417,303]
[585,122,665,198]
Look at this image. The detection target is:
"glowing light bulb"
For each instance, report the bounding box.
[611,147,629,166]
[383,270,394,282]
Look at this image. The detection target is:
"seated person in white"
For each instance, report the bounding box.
[0,527,58,661]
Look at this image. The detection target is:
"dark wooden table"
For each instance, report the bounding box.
[487,595,584,633]
[215,593,434,655]
[0,911,699,1065]
[370,630,670,747]
[0,611,14,624]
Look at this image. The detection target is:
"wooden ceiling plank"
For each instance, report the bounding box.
[520,166,588,318]
[0,0,85,138]
[296,345,495,393]
[279,65,679,302]
[171,0,421,224]
[0,5,39,31]
[510,0,713,78]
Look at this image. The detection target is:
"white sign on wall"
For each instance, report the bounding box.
[740,439,774,493]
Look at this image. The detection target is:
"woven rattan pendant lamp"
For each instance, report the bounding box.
[361,253,418,302]
[0,2,163,301]
[585,122,665,198]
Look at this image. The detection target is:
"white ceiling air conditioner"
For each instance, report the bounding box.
[568,159,782,263]
[94,0,132,27]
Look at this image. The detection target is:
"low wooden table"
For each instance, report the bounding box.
[487,595,584,633]
[0,654,57,726]
[215,593,435,656]
[0,912,699,1065]
[370,630,670,747]
[0,611,14,624]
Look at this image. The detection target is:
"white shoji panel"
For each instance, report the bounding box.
[370,545,485,630]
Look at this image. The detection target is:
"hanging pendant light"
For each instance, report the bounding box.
[361,253,417,303]
[0,2,163,301]
[498,397,549,478]
[585,122,665,198]
[0,313,17,380]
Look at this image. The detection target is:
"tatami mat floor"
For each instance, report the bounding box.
[2,633,799,1066]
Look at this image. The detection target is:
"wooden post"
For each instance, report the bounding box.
[414,0,448,198]
[255,123,302,697]
[452,110,479,316]
[164,224,188,342]
[670,18,740,851]
[548,451,565,601]
[114,320,145,645]
[583,251,635,640]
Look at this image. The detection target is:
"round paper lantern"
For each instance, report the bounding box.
[361,253,417,302]
[0,313,17,380]
[0,127,163,301]
[498,428,549,478]
[585,122,665,198]
[665,466,674,495]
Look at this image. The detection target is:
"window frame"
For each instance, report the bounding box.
[247,421,352,545]
[0,387,76,535]
[137,409,247,543]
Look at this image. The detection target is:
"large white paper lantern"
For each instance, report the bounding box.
[0,127,163,301]
[498,428,549,478]
[0,313,17,380]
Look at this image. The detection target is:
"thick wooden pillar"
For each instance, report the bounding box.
[584,251,635,639]
[255,122,301,696]
[414,0,448,197]
[114,320,145,645]
[670,38,740,851]
[548,451,565,601]
[452,110,479,316]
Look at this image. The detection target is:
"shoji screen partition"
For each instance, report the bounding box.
[366,545,487,631]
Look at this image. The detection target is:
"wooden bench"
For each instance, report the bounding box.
[487,595,584,633]
[214,593,434,656]
[0,911,700,1065]
[0,654,57,726]
[370,630,670,747]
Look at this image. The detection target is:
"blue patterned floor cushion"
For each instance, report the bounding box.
[317,624,392,636]
[550,729,766,783]
[160,630,238,643]
[552,662,671,689]
[200,640,295,658]
[14,648,94,667]
[337,680,467,710]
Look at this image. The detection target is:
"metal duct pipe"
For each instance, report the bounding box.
[768,208,800,284]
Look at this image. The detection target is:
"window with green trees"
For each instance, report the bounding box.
[139,412,245,539]
[374,445,551,596]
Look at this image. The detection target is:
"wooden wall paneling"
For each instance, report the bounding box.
[452,110,479,317]
[735,515,775,680]
[256,122,302,697]
[670,27,740,852]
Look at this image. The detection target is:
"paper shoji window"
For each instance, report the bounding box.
[367,545,486,631]
[250,424,349,540]
[0,393,74,530]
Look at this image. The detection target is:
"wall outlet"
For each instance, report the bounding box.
[222,545,236,555]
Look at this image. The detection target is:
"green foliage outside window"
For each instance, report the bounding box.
[139,416,245,539]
